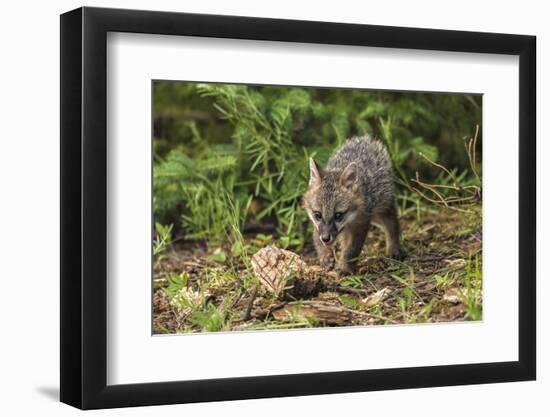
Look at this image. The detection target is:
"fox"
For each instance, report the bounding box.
[303,135,405,275]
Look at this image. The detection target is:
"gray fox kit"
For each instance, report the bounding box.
[303,136,405,275]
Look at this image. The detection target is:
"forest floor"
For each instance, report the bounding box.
[153,204,482,334]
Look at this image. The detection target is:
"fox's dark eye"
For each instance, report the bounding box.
[314,211,322,220]
[334,211,345,221]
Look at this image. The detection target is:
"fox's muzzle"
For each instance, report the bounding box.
[320,233,333,245]
[319,223,338,246]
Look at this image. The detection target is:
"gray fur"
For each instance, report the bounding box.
[303,135,405,274]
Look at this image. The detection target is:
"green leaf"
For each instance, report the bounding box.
[164,272,190,299]
[208,249,227,263]
[231,241,243,257]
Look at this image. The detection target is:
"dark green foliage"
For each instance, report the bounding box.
[153,81,481,245]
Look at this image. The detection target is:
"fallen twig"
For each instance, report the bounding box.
[242,285,258,321]
[411,125,481,213]
[326,284,370,298]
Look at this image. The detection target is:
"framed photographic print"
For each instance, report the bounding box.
[60,6,536,410]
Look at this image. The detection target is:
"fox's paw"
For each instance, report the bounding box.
[336,267,354,277]
[335,261,355,277]
[389,246,407,261]
[320,256,335,272]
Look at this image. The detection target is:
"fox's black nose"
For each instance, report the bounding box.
[321,234,332,243]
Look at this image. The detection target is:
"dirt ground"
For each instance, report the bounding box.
[153,205,482,333]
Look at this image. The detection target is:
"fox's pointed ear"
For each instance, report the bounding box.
[339,162,358,190]
[309,158,323,186]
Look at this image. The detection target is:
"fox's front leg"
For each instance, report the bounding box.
[336,222,369,275]
[313,228,335,271]
[373,203,406,260]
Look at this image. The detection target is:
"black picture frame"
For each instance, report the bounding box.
[60,6,536,410]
